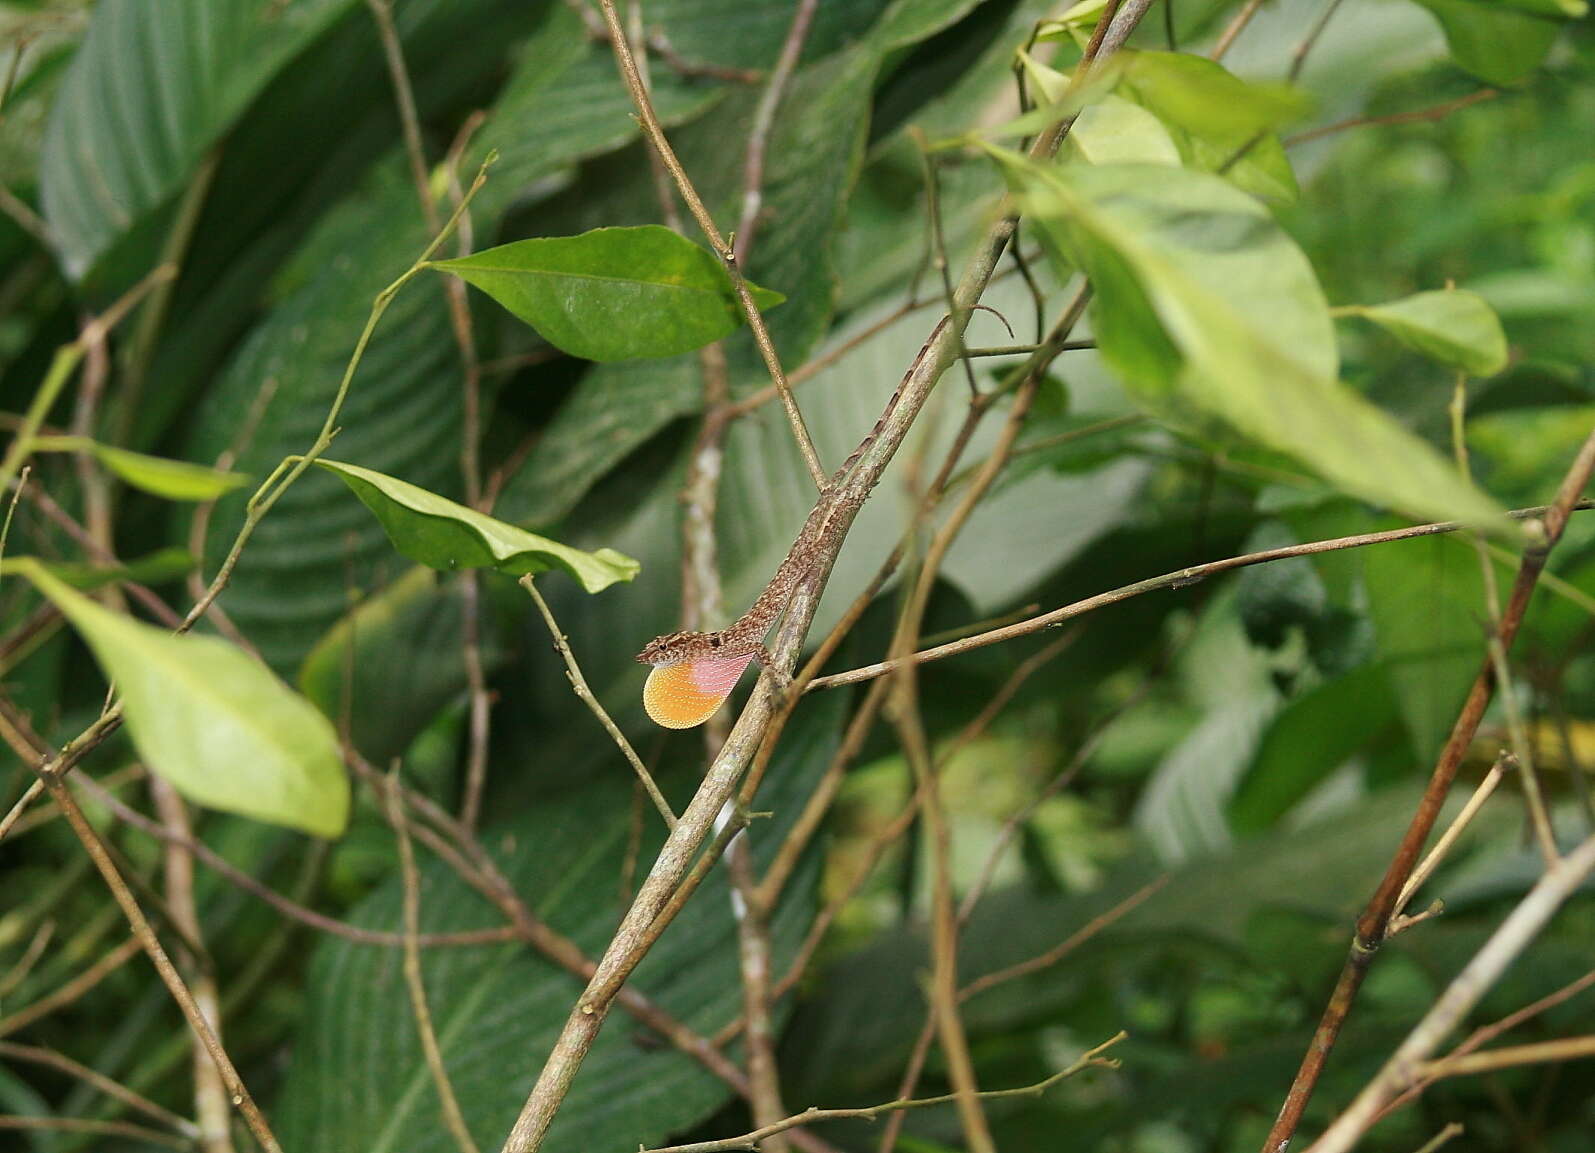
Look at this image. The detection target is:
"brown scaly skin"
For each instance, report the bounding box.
[636,317,951,671]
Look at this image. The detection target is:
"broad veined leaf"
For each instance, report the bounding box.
[1412,0,1569,85]
[274,697,845,1153]
[39,0,358,278]
[989,151,1513,534]
[1337,289,1509,377]
[15,560,347,837]
[431,225,784,362]
[32,436,248,500]
[314,459,639,591]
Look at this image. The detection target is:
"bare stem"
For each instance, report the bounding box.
[520,575,677,828]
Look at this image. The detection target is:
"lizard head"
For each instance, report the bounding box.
[636,629,712,666]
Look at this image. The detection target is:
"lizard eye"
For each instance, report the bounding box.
[710,637,721,647]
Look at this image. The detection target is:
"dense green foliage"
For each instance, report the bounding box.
[1,1,1593,1152]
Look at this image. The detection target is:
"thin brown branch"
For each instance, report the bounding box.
[0,1041,199,1140]
[733,0,819,263]
[1286,90,1498,147]
[0,936,141,1038]
[498,3,1158,1144]
[76,771,519,947]
[593,0,826,489]
[0,1115,194,1150]
[1418,1034,1595,1080]
[1391,753,1509,925]
[1412,1124,1465,1153]
[1303,834,1595,1153]
[383,770,482,1153]
[1266,425,1595,1153]
[810,500,1595,693]
[641,1033,1128,1153]
[520,575,677,828]
[1210,0,1267,61]
[1376,968,1595,1122]
[27,776,281,1151]
[150,781,235,1153]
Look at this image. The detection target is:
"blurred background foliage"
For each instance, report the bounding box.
[1,0,1593,1151]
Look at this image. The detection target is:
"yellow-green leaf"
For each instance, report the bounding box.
[17,560,347,837]
[314,459,639,591]
[30,437,248,500]
[1338,289,1509,377]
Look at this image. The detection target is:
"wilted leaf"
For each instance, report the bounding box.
[431,225,784,361]
[988,151,1512,534]
[1338,289,1509,377]
[315,459,639,591]
[16,560,347,837]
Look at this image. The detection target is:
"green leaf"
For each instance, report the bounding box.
[1069,95,1183,167]
[30,436,249,499]
[1116,51,1310,203]
[91,443,250,500]
[989,151,1513,534]
[314,459,639,591]
[16,560,347,837]
[1228,663,1402,833]
[275,695,844,1153]
[0,547,195,590]
[1338,289,1509,377]
[1412,0,1565,85]
[298,567,506,765]
[431,225,784,362]
[1363,533,1494,765]
[39,0,358,278]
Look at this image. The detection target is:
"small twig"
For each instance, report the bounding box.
[383,768,482,1153]
[807,501,1595,693]
[1418,1035,1595,1080]
[1393,753,1510,922]
[29,778,282,1151]
[1411,1124,1465,1153]
[0,937,141,1039]
[1210,0,1267,61]
[75,772,519,947]
[1288,0,1347,83]
[0,1116,194,1150]
[639,1033,1128,1153]
[520,575,677,828]
[1303,834,1595,1153]
[592,0,826,489]
[0,1041,199,1141]
[1286,90,1498,146]
[733,0,819,263]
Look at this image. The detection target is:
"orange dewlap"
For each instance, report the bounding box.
[643,653,757,729]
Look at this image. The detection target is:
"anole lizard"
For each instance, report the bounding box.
[637,320,949,728]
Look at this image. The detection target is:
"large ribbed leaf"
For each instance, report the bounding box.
[274,695,843,1152]
[39,0,357,278]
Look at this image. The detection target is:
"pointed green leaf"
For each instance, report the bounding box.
[431,225,785,362]
[0,548,196,590]
[16,561,347,837]
[314,459,639,591]
[1412,0,1565,86]
[1339,289,1509,377]
[1117,51,1310,203]
[30,437,249,500]
[988,150,1512,534]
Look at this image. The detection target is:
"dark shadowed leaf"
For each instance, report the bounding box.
[17,560,347,837]
[1338,289,1509,377]
[431,225,783,361]
[39,0,357,277]
[314,460,638,591]
[0,547,195,590]
[1229,662,1401,833]
[274,696,844,1153]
